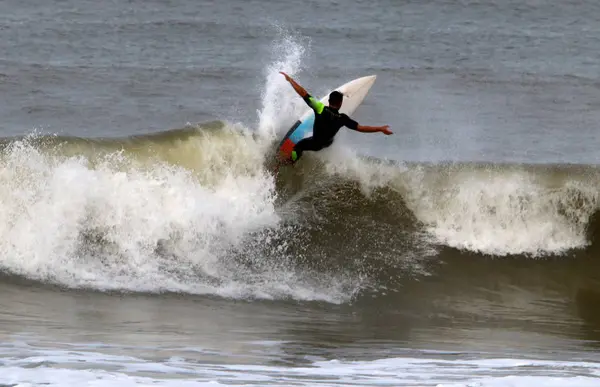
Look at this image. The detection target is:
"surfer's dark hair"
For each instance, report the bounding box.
[329,91,343,106]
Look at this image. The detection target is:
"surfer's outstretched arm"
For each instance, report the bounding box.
[280,72,308,97]
[342,114,393,135]
[280,72,325,114]
[355,124,393,135]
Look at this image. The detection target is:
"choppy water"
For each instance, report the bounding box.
[1,0,600,386]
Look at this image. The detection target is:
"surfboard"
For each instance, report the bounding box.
[276,75,377,163]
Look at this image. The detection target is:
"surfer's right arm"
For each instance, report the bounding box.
[342,114,393,135]
[280,72,325,114]
[355,124,393,135]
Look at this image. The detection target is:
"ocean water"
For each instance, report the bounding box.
[1,0,600,386]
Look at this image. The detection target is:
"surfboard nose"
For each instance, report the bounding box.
[365,75,377,83]
[359,75,377,87]
[350,75,376,91]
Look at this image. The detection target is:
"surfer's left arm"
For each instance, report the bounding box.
[280,72,308,98]
[343,115,393,135]
[280,72,325,114]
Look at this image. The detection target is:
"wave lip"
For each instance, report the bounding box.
[398,163,600,257]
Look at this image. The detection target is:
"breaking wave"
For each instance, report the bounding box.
[2,32,600,303]
[2,125,600,303]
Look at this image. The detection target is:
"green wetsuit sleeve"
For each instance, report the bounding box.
[302,94,325,114]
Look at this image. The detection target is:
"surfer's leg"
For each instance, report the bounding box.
[292,137,316,161]
[292,137,333,161]
[322,138,334,149]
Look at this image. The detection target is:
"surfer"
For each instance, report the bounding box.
[280,71,392,163]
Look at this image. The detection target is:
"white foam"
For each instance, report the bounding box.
[316,145,401,194]
[0,133,357,302]
[402,166,600,256]
[257,28,311,140]
[0,138,263,286]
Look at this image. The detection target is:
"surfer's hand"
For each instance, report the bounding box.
[280,71,292,82]
[380,125,393,135]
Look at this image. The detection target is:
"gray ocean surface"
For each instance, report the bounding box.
[2,0,600,386]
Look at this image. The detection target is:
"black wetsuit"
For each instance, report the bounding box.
[293,93,359,160]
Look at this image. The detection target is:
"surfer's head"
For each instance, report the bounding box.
[328,91,343,109]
